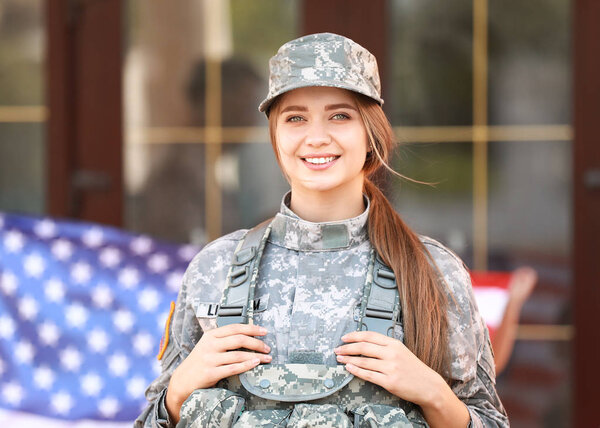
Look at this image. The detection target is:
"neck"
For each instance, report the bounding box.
[289,183,366,223]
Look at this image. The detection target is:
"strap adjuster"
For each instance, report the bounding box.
[230,265,250,287]
[216,304,247,326]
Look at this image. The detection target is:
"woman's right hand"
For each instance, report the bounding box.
[165,323,271,423]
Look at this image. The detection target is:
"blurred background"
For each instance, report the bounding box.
[0,0,598,426]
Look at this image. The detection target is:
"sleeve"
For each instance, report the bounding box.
[134,258,203,428]
[424,239,509,428]
[134,231,244,428]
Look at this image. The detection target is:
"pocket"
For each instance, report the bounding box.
[351,404,426,428]
[177,388,245,428]
[233,409,292,427]
[287,403,352,428]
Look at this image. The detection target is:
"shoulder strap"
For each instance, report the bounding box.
[358,252,401,337]
[217,219,273,327]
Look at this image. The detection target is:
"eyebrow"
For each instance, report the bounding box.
[280,103,357,114]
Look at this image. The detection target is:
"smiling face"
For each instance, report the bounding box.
[273,86,369,201]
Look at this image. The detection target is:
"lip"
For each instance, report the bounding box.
[300,154,340,170]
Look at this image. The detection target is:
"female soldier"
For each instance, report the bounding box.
[136,33,509,427]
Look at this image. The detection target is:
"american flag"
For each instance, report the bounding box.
[0,211,201,426]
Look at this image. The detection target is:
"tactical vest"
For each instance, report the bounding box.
[177,220,429,428]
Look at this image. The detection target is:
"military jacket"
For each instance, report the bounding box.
[135,194,509,427]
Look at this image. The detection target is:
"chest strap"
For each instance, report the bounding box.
[217,219,400,337]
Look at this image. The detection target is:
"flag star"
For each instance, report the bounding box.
[91,284,114,309]
[130,236,153,255]
[34,219,57,239]
[82,227,104,248]
[50,391,74,415]
[24,253,46,278]
[178,244,200,261]
[2,381,24,406]
[33,366,56,390]
[1,271,18,295]
[98,397,120,418]
[44,278,66,302]
[0,316,15,339]
[60,347,83,372]
[133,332,154,356]
[113,310,134,333]
[38,321,61,346]
[88,328,109,353]
[81,372,104,396]
[15,340,35,364]
[108,353,130,377]
[4,230,25,253]
[126,376,147,398]
[99,246,122,268]
[166,271,184,292]
[139,288,160,312]
[147,253,170,273]
[18,296,39,321]
[51,238,74,261]
[71,261,93,285]
[118,266,140,289]
[66,303,89,328]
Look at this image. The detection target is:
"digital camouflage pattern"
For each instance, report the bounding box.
[258,33,383,113]
[135,193,509,427]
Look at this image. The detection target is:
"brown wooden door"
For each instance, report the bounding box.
[573,0,600,425]
[46,0,123,227]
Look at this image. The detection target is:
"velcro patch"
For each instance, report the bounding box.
[194,295,269,318]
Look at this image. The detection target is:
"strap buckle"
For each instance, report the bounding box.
[361,307,395,337]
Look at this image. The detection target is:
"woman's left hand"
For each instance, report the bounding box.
[334,330,444,406]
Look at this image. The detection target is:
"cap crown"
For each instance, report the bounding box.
[259,33,383,113]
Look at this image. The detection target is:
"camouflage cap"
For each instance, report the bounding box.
[259,32,384,114]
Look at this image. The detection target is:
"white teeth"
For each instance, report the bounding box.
[304,156,337,165]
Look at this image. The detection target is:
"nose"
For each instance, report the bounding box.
[305,119,331,147]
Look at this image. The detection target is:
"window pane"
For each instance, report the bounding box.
[488,140,571,425]
[389,142,474,261]
[488,0,571,125]
[388,0,473,126]
[0,0,45,214]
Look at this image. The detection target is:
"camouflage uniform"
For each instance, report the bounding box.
[135,193,509,427]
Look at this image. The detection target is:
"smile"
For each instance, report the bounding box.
[302,156,339,165]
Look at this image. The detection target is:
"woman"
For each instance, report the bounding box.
[136,33,508,427]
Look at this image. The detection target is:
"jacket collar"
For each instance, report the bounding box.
[269,192,370,251]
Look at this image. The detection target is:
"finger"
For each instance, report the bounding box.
[336,354,385,373]
[341,330,394,346]
[218,334,271,353]
[217,350,272,366]
[345,363,387,387]
[213,357,261,380]
[335,341,386,358]
[211,323,267,338]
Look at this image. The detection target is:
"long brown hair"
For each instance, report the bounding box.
[268,91,450,380]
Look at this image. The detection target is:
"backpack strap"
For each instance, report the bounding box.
[358,252,401,337]
[217,219,273,327]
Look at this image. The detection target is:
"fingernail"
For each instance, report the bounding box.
[264,344,271,352]
[341,335,348,341]
[334,347,340,353]
[336,355,345,362]
[346,363,354,370]
[258,327,267,334]
[265,355,272,361]
[252,358,260,365]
